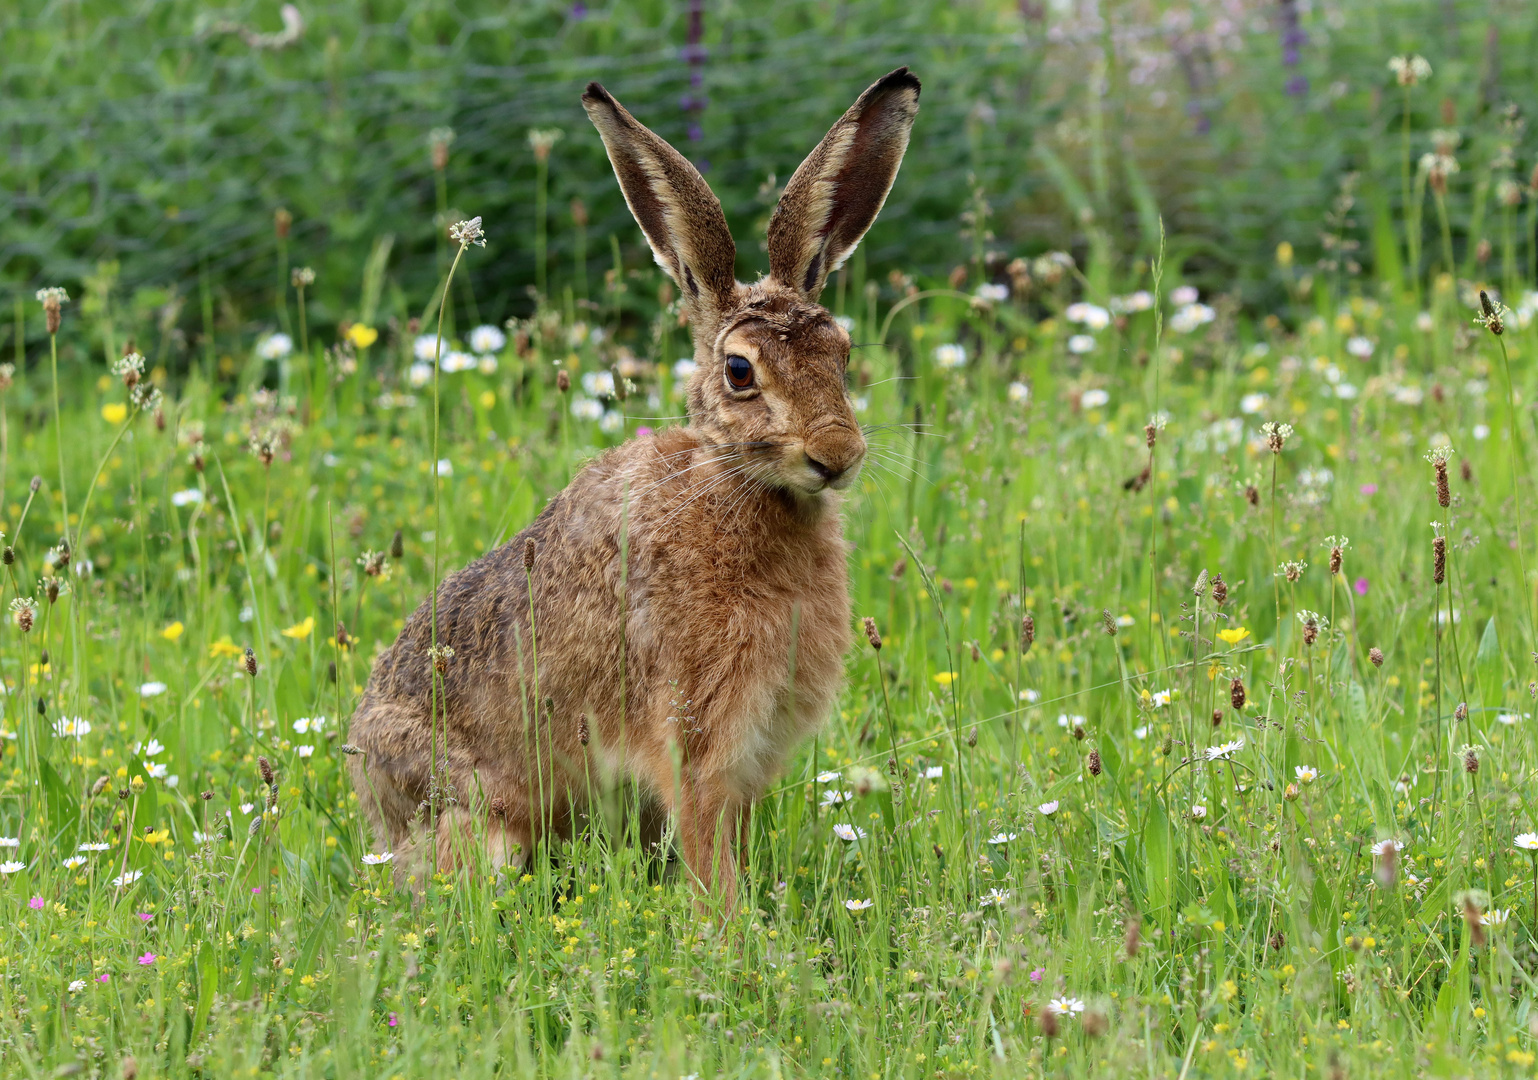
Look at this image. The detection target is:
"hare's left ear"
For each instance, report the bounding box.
[766,67,920,302]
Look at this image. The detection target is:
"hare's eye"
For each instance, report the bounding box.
[725,354,754,390]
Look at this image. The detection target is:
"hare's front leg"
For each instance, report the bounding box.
[673,775,749,915]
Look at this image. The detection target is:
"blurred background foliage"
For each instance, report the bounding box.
[3,0,1537,364]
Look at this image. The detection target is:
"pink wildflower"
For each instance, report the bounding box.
[28,897,43,910]
[1029,967,1046,983]
[388,1012,399,1027]
[137,952,156,966]
[1354,577,1369,596]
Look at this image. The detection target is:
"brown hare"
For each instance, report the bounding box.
[346,67,921,911]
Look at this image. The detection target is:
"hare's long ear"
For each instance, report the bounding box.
[766,67,920,302]
[582,82,737,330]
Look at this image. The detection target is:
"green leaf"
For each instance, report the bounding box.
[1142,797,1174,925]
[192,941,218,1041]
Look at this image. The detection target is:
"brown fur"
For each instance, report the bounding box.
[347,69,921,912]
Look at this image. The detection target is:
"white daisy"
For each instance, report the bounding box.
[820,789,852,808]
[62,856,86,869]
[1514,832,1538,851]
[256,333,293,361]
[844,898,874,911]
[77,842,110,852]
[1038,801,1059,817]
[815,770,842,783]
[361,852,394,865]
[980,888,1011,907]
[112,870,142,887]
[1370,839,1401,857]
[139,681,167,698]
[297,745,315,758]
[933,343,967,369]
[988,832,1019,844]
[832,823,868,842]
[468,324,507,355]
[1047,996,1085,1016]
[1204,738,1244,761]
[921,766,943,780]
[1079,389,1109,409]
[1190,805,1208,820]
[1294,765,1318,784]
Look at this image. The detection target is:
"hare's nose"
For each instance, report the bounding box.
[803,426,865,487]
[806,454,845,484]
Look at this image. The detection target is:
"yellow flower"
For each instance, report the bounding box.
[280,616,315,640]
[932,672,957,686]
[1276,241,1293,267]
[208,638,242,659]
[101,403,128,425]
[161,621,184,642]
[478,390,496,409]
[139,828,170,846]
[1217,627,1250,645]
[346,324,379,349]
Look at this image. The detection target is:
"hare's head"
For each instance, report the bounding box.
[582,69,920,497]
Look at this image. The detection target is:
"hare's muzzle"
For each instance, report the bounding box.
[800,423,866,492]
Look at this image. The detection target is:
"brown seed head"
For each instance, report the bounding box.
[556,369,570,393]
[336,621,349,650]
[1269,930,1286,951]
[967,726,978,748]
[390,528,404,559]
[1464,747,1479,774]
[1434,460,1450,508]
[1144,422,1157,449]
[244,647,258,676]
[577,714,590,746]
[1101,609,1117,636]
[1087,748,1103,776]
[1454,701,1468,722]
[1433,535,1447,585]
[29,475,41,493]
[258,756,274,786]
[1212,709,1223,728]
[889,557,907,581]
[122,1054,139,1080]
[1021,613,1035,653]
[524,537,536,573]
[1329,545,1343,576]
[1,547,12,566]
[1124,918,1141,958]
[1072,723,1086,741]
[1083,1010,1109,1038]
[1230,676,1246,711]
[1369,646,1385,667]
[1245,484,1260,507]
[863,616,882,651]
[969,639,982,662]
[1301,614,1319,647]
[200,790,214,801]
[274,207,292,240]
[90,776,110,797]
[1039,1006,1059,1039]
[1479,290,1504,335]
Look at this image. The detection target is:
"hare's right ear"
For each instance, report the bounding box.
[582,83,737,331]
[767,67,920,302]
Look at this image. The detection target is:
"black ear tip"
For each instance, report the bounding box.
[582,81,612,105]
[878,66,921,96]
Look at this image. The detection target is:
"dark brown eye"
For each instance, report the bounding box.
[725,354,754,389]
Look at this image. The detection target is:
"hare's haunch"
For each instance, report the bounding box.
[347,68,920,909]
